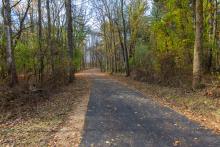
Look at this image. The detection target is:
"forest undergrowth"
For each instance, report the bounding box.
[0,73,90,145]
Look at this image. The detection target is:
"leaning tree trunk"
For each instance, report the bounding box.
[3,0,18,87]
[65,0,75,82]
[193,0,203,89]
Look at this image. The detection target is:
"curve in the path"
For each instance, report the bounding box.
[80,74,220,147]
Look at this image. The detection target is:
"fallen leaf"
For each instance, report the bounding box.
[106,141,110,144]
[173,140,181,146]
[194,137,198,140]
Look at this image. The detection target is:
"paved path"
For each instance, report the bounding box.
[80,72,220,147]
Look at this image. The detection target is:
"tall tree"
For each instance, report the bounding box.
[193,0,203,89]
[46,0,55,76]
[207,0,218,71]
[65,0,75,82]
[121,0,130,76]
[207,0,214,71]
[3,0,18,86]
[38,0,44,83]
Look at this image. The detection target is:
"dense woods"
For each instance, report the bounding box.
[88,0,220,89]
[0,0,220,89]
[1,0,220,145]
[0,0,87,88]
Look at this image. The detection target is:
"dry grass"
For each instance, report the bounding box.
[0,75,90,146]
[112,75,220,134]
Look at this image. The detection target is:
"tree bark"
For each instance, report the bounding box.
[30,2,34,33]
[46,0,55,76]
[207,0,216,71]
[3,0,18,87]
[192,0,203,89]
[121,0,130,77]
[213,0,218,69]
[38,0,44,84]
[65,0,75,82]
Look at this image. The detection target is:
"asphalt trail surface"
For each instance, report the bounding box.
[80,72,220,147]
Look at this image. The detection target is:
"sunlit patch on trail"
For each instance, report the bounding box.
[76,69,109,77]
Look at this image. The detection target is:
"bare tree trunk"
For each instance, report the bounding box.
[213,0,218,68]
[112,30,117,73]
[121,0,130,76]
[109,22,114,73]
[38,0,44,84]
[207,0,215,71]
[115,20,125,63]
[65,0,75,82]
[3,0,18,87]
[193,0,203,89]
[101,16,108,72]
[46,0,55,77]
[30,1,34,33]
